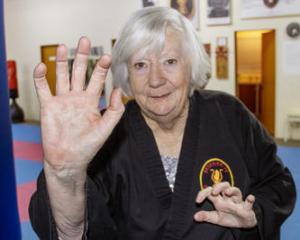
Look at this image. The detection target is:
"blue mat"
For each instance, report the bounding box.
[14,159,43,185]
[20,221,38,240]
[279,146,300,240]
[12,124,41,144]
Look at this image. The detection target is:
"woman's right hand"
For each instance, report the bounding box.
[33,37,124,181]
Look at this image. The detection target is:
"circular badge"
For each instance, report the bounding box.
[286,22,300,38]
[263,0,279,8]
[199,158,234,190]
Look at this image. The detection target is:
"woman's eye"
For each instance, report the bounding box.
[134,62,147,69]
[165,59,177,65]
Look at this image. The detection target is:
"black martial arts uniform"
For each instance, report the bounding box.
[29,90,296,240]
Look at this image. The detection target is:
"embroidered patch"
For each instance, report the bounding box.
[199,158,234,190]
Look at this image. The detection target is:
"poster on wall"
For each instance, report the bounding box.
[241,0,300,19]
[216,37,229,79]
[142,0,200,30]
[206,0,231,25]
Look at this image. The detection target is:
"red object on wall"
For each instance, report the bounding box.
[7,60,18,90]
[6,60,24,122]
[6,60,18,98]
[6,60,18,90]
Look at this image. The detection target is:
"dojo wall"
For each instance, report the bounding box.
[4,0,300,139]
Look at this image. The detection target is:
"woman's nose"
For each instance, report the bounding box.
[148,64,166,88]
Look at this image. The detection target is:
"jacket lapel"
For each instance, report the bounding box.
[162,94,201,240]
[128,101,172,209]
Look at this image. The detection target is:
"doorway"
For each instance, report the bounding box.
[235,30,275,135]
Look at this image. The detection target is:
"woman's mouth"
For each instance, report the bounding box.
[150,92,171,99]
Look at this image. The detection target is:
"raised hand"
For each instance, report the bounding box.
[194,182,257,228]
[33,37,125,179]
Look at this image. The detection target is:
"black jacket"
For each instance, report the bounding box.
[29,90,296,240]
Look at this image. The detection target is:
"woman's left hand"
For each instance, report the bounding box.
[194,182,257,228]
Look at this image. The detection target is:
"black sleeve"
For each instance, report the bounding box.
[238,102,297,240]
[84,127,126,240]
[28,170,116,240]
[29,170,118,240]
[84,175,118,239]
[29,171,59,240]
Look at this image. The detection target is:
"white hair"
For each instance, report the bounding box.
[111,6,210,96]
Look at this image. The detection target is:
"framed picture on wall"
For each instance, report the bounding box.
[206,0,231,25]
[170,0,200,30]
[215,37,229,79]
[142,0,157,7]
[141,0,200,29]
[241,0,300,19]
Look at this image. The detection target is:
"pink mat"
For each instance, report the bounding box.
[17,181,37,222]
[13,141,43,163]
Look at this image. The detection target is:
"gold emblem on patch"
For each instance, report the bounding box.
[199,158,234,190]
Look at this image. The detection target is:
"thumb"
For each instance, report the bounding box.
[33,63,52,103]
[97,88,125,140]
[108,88,124,112]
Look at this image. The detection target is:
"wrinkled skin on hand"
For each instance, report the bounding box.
[194,182,257,228]
[33,37,124,179]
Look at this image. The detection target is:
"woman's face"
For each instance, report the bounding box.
[128,30,191,125]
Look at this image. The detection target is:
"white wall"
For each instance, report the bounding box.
[4,0,141,120]
[4,0,300,139]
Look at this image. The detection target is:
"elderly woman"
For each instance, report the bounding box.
[30,6,295,240]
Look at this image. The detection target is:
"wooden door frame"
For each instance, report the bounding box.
[40,44,59,95]
[40,44,59,62]
[261,30,276,135]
